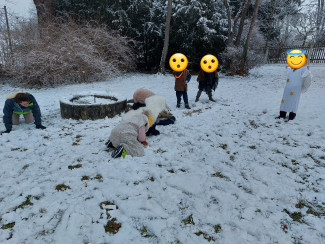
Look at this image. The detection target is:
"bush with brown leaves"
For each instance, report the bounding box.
[2,18,136,87]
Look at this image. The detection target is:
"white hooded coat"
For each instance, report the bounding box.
[123,95,167,124]
[109,114,149,157]
[280,66,311,113]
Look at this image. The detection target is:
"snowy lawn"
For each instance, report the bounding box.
[0,64,324,244]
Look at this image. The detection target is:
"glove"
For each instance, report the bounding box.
[36,124,46,129]
[1,129,11,135]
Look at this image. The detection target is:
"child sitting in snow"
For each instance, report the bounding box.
[106,110,153,158]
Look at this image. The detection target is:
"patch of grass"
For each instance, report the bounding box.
[214,224,222,233]
[55,184,71,191]
[81,176,90,181]
[1,222,15,229]
[167,169,175,173]
[149,177,155,182]
[295,200,325,217]
[211,171,230,181]
[249,145,256,150]
[68,164,82,170]
[219,144,227,150]
[104,218,121,234]
[14,195,33,211]
[229,155,235,161]
[94,174,103,182]
[195,231,215,242]
[284,209,304,223]
[182,214,195,225]
[11,148,20,151]
[140,226,154,238]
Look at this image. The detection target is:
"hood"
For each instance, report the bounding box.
[6,91,29,100]
[144,95,167,123]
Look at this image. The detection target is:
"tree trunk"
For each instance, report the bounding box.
[264,0,277,63]
[315,0,325,42]
[235,0,251,47]
[239,0,261,75]
[159,0,172,74]
[33,0,56,26]
[223,0,233,46]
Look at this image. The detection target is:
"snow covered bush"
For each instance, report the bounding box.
[4,18,136,87]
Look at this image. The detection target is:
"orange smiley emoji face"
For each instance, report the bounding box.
[169,53,188,72]
[200,54,218,73]
[286,49,306,69]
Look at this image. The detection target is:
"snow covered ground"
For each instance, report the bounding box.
[0,64,324,244]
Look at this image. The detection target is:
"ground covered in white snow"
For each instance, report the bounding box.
[0,64,324,244]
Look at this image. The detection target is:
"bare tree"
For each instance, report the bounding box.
[235,0,252,46]
[263,0,277,63]
[315,0,325,42]
[239,0,261,75]
[159,0,172,74]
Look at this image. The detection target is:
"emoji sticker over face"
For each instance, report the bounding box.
[200,54,219,73]
[169,53,188,72]
[286,49,306,69]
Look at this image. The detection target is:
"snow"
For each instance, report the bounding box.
[0,64,325,243]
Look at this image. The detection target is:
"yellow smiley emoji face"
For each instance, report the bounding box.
[200,54,218,73]
[286,49,306,69]
[169,53,188,72]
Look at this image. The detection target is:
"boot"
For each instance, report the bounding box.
[185,104,191,109]
[176,103,180,108]
[105,139,114,149]
[208,91,216,102]
[276,111,286,119]
[111,145,127,158]
[288,112,296,120]
[195,90,202,102]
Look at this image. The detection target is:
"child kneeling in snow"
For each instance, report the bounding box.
[106,110,153,158]
[132,89,176,135]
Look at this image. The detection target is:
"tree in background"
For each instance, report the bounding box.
[159,0,172,74]
[33,0,56,26]
[55,0,227,72]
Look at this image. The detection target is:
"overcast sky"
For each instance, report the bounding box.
[2,0,36,20]
[1,0,318,21]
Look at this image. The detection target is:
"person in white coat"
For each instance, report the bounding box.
[277,51,311,121]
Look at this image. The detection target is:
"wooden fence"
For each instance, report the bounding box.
[266,45,325,64]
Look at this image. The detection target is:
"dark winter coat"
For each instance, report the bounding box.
[3,93,42,131]
[174,69,191,92]
[197,70,219,92]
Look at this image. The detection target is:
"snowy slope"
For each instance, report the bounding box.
[0,64,324,244]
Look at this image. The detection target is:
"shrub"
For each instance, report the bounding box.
[2,18,136,87]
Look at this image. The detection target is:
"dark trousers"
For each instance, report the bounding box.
[176,91,189,105]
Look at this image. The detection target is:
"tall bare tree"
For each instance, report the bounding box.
[239,0,261,75]
[159,0,172,74]
[315,0,325,42]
